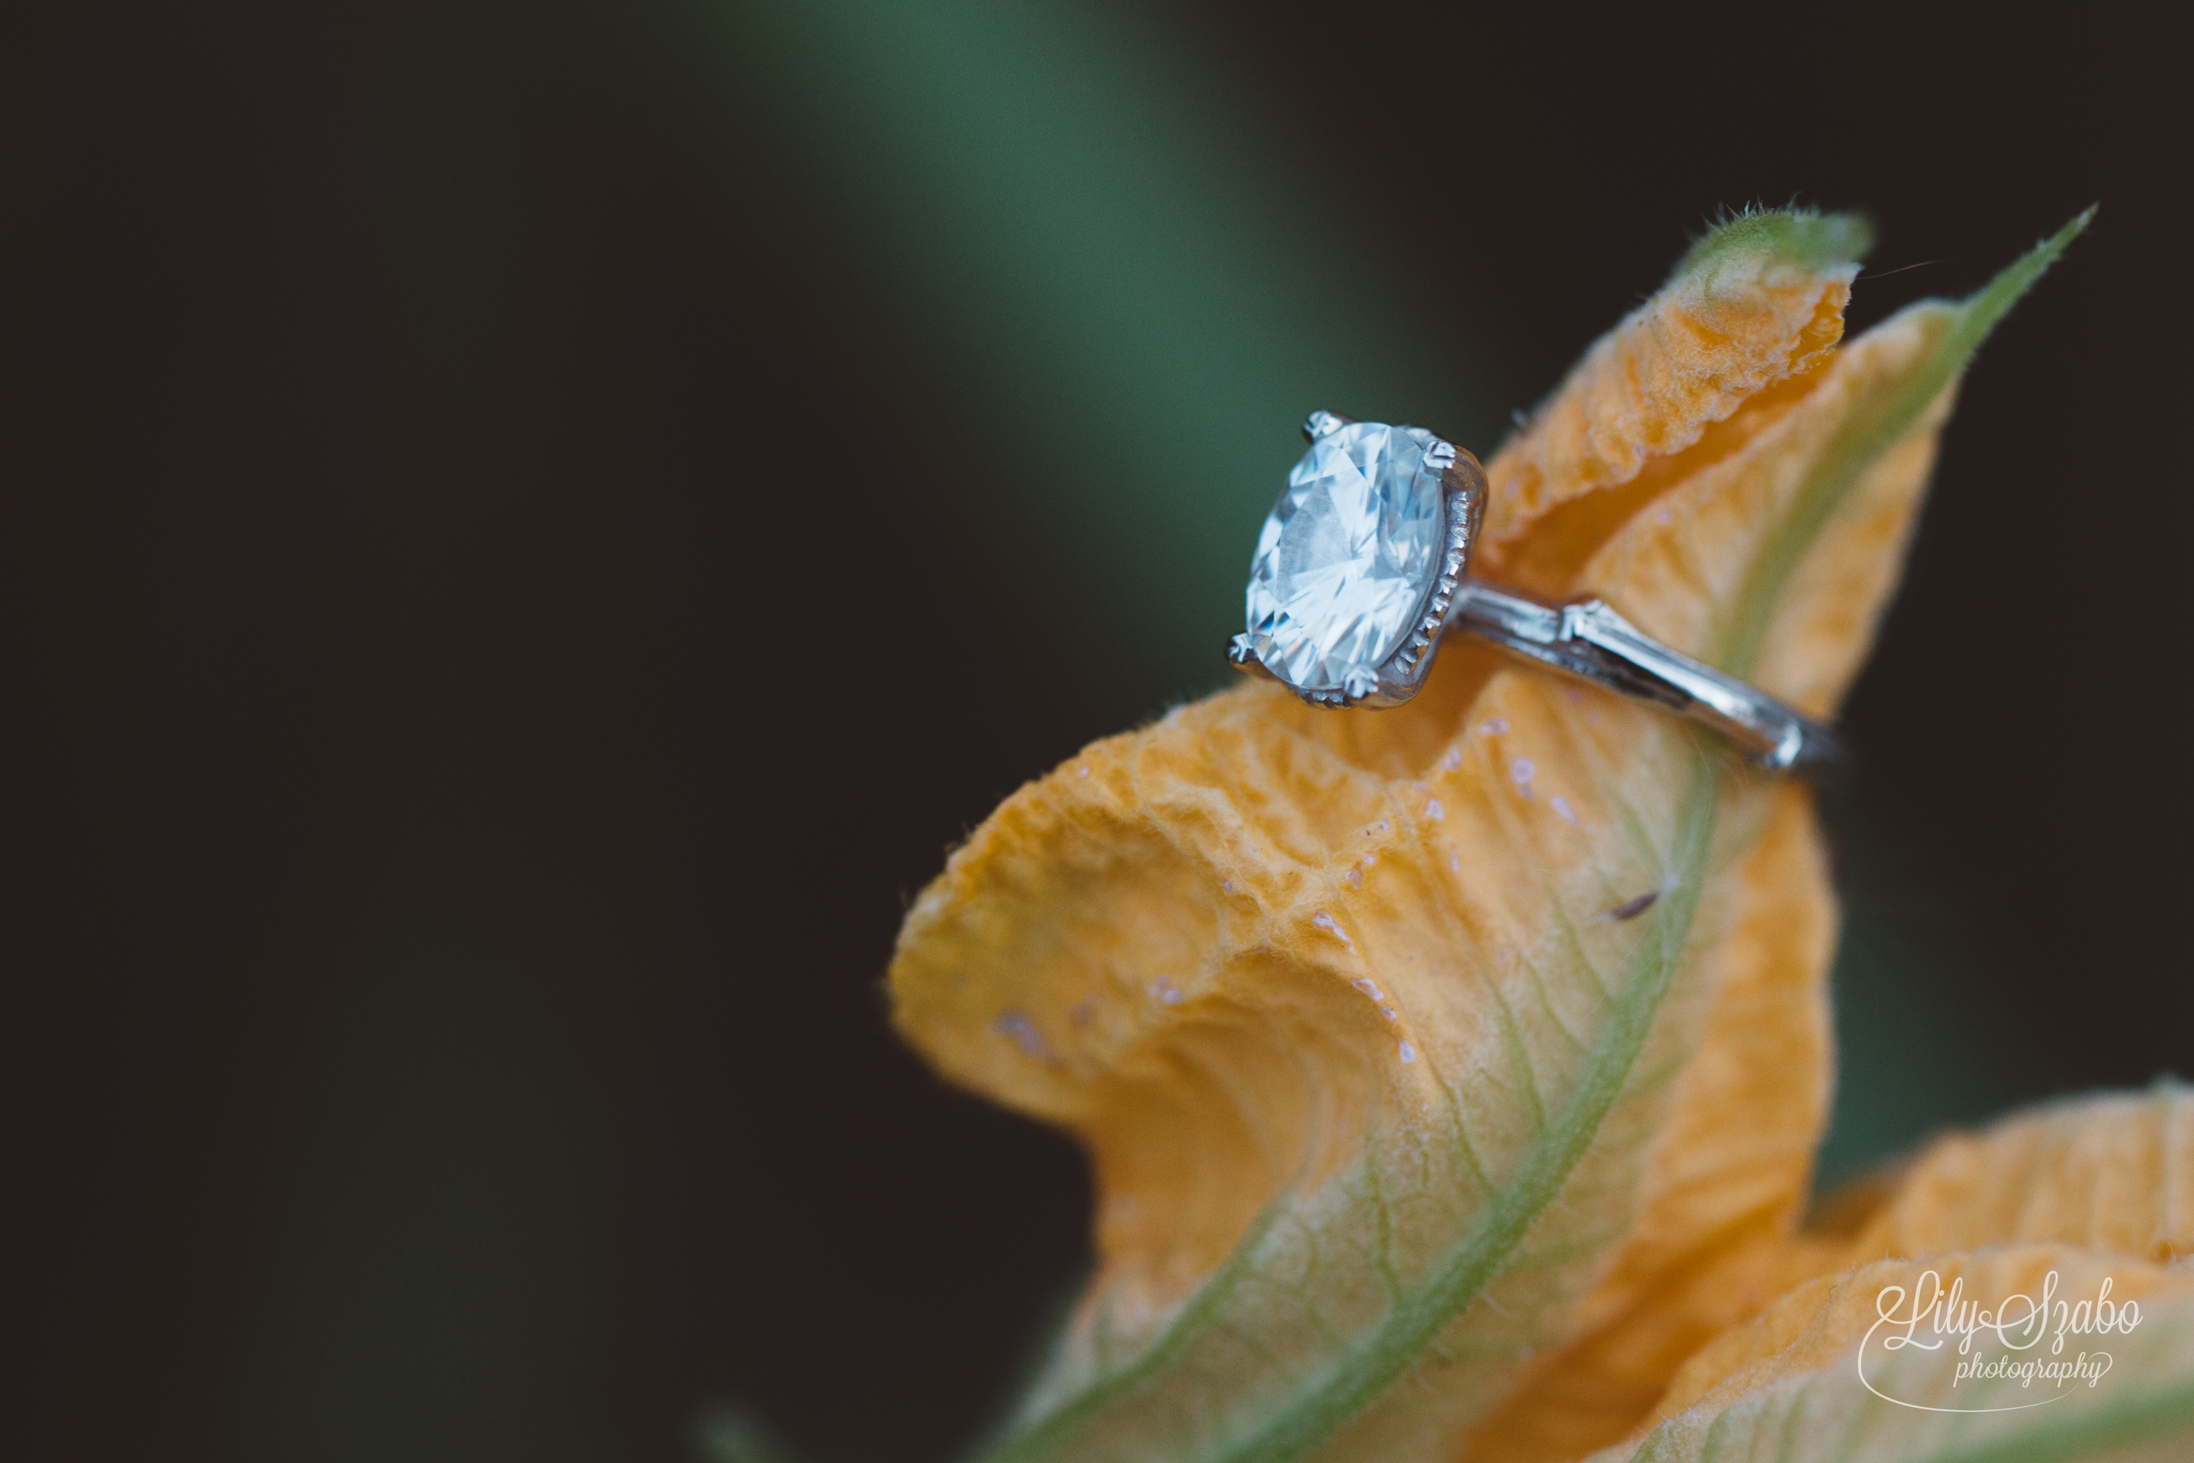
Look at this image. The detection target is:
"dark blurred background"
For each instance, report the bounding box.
[17,2,2188,1460]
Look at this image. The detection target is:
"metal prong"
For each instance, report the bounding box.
[1424,437,1458,473]
[1303,410,1350,442]
[1226,632,1278,680]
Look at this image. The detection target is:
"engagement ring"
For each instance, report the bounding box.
[1227,411,1841,772]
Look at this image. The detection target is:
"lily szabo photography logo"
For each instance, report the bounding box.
[1860,1269,2142,1412]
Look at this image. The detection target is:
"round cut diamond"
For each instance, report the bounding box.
[1246,422,1445,691]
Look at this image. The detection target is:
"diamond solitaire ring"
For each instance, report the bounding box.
[1226,411,1841,772]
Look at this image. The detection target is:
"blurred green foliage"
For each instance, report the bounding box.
[710,0,1504,715]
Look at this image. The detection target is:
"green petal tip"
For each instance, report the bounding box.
[1672,205,1876,284]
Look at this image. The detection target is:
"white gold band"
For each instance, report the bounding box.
[1445,584,1841,772]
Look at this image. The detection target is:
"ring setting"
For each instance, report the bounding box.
[1229,411,1842,772]
[1231,410,1486,708]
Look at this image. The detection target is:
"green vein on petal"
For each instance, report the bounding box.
[1719,209,2092,682]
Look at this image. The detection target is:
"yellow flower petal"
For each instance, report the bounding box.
[1480,211,1869,600]
[1848,1086,2194,1268]
[1440,263,1995,1463]
[1578,294,1956,714]
[887,213,2085,1463]
[1595,1246,2194,1463]
[1456,1227,1849,1463]
[1669,1073,2194,1458]
[1451,791,1841,1463]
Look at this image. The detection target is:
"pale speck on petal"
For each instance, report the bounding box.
[1379,1005,1397,1021]
[1436,747,1463,772]
[1312,911,1355,949]
[1551,795,1580,826]
[1510,758,1536,798]
[1450,850,1461,874]
[1425,798,1445,822]
[1480,717,1509,737]
[1351,977,1385,1000]
[995,1011,1049,1060]
[1398,1040,1417,1064]
[1150,978,1185,1006]
[1077,765,1090,777]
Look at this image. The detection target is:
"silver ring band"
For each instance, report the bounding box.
[1445,583,1840,772]
[1228,411,1842,773]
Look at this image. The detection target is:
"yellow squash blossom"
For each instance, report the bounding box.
[889,207,2188,1463]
